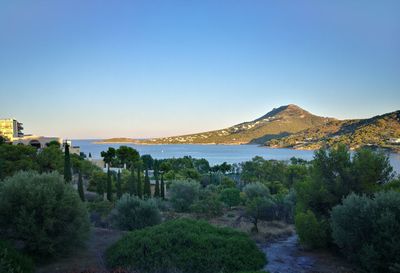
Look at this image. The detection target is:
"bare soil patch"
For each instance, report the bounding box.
[36,228,124,273]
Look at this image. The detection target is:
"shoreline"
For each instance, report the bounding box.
[91,141,400,153]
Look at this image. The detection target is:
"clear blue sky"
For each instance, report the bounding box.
[0,0,399,139]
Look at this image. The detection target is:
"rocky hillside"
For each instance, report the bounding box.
[266,110,400,150]
[140,104,334,144]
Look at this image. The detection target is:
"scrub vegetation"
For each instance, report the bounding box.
[0,139,399,273]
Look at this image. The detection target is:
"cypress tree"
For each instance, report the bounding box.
[160,173,165,199]
[154,165,160,198]
[78,171,85,201]
[106,169,112,201]
[116,170,122,199]
[137,166,143,199]
[128,167,137,196]
[63,143,72,183]
[144,169,151,198]
[97,176,104,197]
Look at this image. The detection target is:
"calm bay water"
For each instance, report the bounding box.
[73,139,400,173]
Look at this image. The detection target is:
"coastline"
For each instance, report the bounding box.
[91,140,399,153]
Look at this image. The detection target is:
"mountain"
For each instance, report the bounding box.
[266,110,400,151]
[139,104,334,145]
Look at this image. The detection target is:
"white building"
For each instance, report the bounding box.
[0,118,23,141]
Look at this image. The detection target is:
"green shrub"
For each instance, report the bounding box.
[87,200,114,218]
[245,197,276,233]
[169,180,200,212]
[220,176,236,188]
[220,188,241,208]
[191,194,223,217]
[0,240,34,273]
[295,210,328,248]
[0,171,90,258]
[111,194,161,231]
[331,191,400,272]
[243,183,270,201]
[106,219,266,273]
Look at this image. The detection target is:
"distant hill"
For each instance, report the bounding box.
[266,110,400,151]
[138,104,334,144]
[94,138,139,144]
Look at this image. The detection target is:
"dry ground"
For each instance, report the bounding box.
[36,228,124,273]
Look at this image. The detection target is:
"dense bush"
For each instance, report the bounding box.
[271,191,296,223]
[0,240,34,273]
[111,194,161,231]
[87,199,114,219]
[295,145,394,249]
[295,210,329,249]
[331,191,400,272]
[0,144,38,180]
[191,195,223,217]
[0,171,90,258]
[243,183,270,200]
[219,188,241,208]
[169,180,200,212]
[106,219,267,273]
[245,197,276,232]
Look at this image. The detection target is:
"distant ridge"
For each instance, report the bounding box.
[98,105,400,151]
[267,110,400,151]
[129,104,334,145]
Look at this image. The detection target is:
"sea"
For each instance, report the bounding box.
[73,139,400,174]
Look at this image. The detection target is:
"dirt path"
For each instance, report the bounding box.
[262,234,355,273]
[36,228,124,273]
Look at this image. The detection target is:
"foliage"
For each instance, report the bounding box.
[88,170,107,196]
[295,210,329,249]
[220,176,236,188]
[37,145,63,174]
[141,154,154,170]
[115,146,140,168]
[116,171,122,199]
[243,182,270,200]
[169,180,200,212]
[351,148,394,194]
[72,155,102,178]
[0,240,34,273]
[106,170,112,201]
[245,197,276,232]
[87,200,114,219]
[243,183,295,231]
[111,194,161,231]
[78,171,85,201]
[0,144,38,180]
[106,219,267,273]
[143,170,151,198]
[381,178,400,192]
[219,188,241,208]
[295,145,394,248]
[191,187,223,217]
[331,191,400,272]
[127,168,137,196]
[241,157,287,185]
[137,167,143,198]
[101,147,116,167]
[0,171,90,258]
[64,143,72,183]
[285,164,308,187]
[156,157,212,181]
[160,174,165,199]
